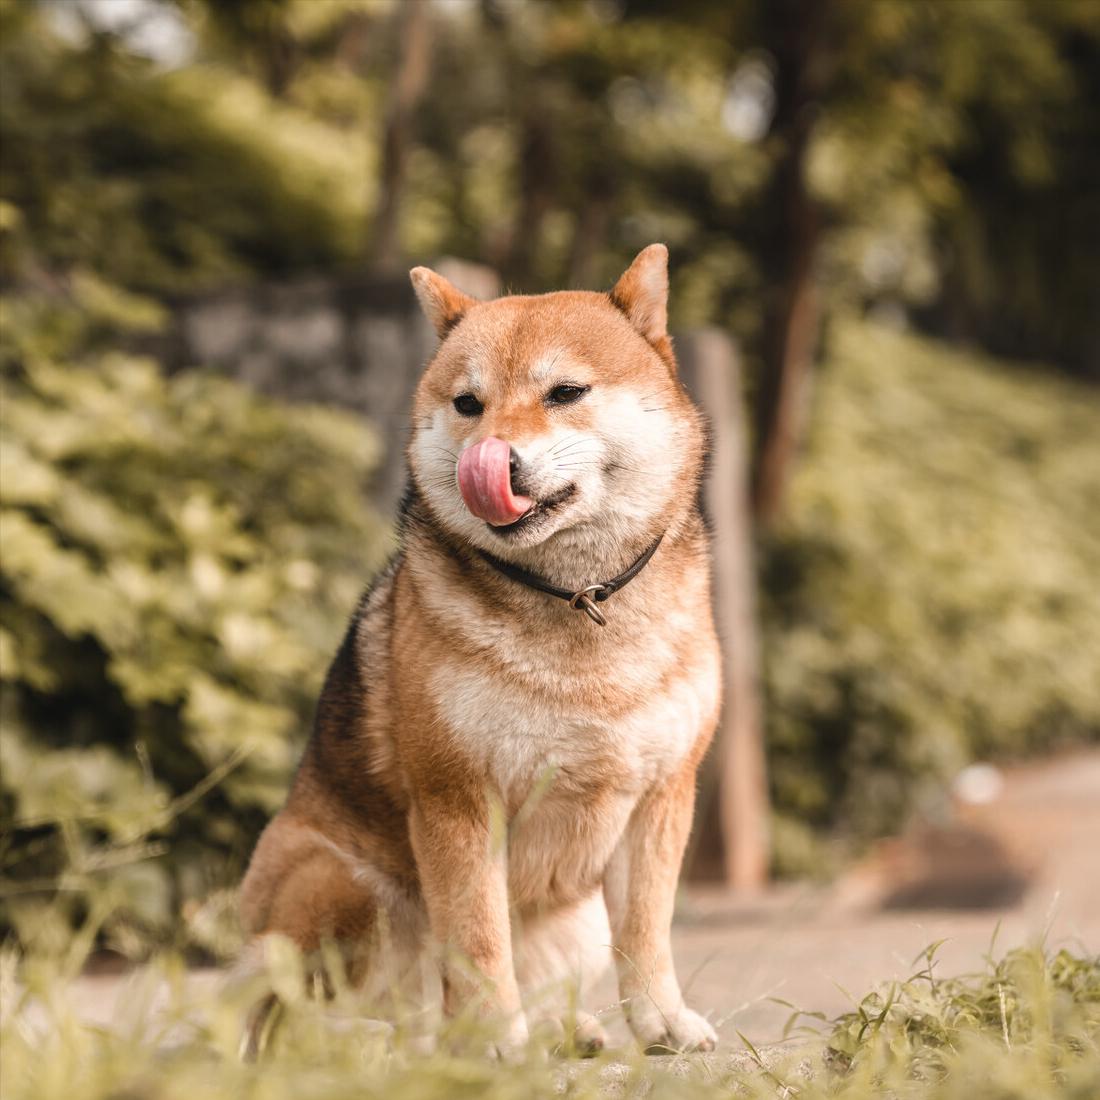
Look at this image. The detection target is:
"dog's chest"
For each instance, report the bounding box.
[428,647,715,910]
[429,642,717,804]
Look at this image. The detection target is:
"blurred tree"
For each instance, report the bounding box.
[371,0,434,271]
[8,0,1093,375]
[747,0,831,524]
[187,0,299,97]
[740,0,1100,519]
[919,1,1100,375]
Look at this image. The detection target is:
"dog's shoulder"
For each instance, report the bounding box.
[286,552,406,826]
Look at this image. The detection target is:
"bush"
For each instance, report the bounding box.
[763,318,1100,873]
[0,284,390,950]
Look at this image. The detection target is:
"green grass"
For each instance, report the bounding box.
[1,930,1097,1099]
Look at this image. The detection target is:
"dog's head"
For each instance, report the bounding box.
[407,246,704,560]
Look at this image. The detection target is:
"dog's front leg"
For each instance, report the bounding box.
[603,761,717,1054]
[409,791,527,1055]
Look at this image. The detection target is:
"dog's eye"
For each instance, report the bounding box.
[546,384,589,406]
[453,393,483,417]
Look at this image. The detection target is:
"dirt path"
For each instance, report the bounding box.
[665,748,1100,1044]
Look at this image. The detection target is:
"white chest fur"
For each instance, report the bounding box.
[429,642,718,910]
[428,642,719,804]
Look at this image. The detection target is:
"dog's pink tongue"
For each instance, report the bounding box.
[457,436,533,526]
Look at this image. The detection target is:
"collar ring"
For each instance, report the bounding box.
[569,584,610,626]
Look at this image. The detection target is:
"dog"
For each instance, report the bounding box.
[238,244,721,1058]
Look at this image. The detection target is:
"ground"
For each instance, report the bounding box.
[41,748,1100,1052]
[670,747,1100,1045]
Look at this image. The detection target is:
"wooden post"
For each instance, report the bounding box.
[678,329,770,890]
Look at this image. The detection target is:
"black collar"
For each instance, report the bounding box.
[477,533,664,626]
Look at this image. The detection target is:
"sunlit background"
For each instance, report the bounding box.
[1,0,1098,972]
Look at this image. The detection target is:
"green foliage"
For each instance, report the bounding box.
[822,942,1100,1098]
[402,0,1100,374]
[406,1,771,336]
[5,0,1097,372]
[0,287,390,947]
[763,319,1100,872]
[807,0,1079,309]
[2,0,1098,922]
[927,2,1100,372]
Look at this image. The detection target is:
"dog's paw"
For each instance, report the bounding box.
[628,1000,717,1055]
[529,1010,607,1058]
[487,1013,531,1061]
[572,1011,609,1057]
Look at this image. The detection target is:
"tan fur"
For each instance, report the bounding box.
[239,245,721,1056]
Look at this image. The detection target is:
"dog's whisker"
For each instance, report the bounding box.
[547,435,596,458]
[547,432,586,451]
[421,471,461,487]
[598,458,650,475]
[545,439,578,458]
[550,451,600,463]
[548,445,600,462]
[546,448,594,464]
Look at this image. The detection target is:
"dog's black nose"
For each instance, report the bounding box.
[508,446,533,496]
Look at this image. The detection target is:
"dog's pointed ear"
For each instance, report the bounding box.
[609,244,669,347]
[410,266,478,340]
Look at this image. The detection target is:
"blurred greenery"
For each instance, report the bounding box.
[0,285,390,948]
[3,0,1098,371]
[0,0,1098,938]
[763,319,1100,873]
[0,1,368,291]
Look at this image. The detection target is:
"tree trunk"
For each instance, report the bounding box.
[370,0,434,271]
[566,182,612,288]
[751,0,829,525]
[504,104,556,288]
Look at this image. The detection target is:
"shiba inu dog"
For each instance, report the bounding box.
[238,244,721,1057]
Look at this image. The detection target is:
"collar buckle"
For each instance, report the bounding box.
[476,532,663,628]
[569,584,609,626]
